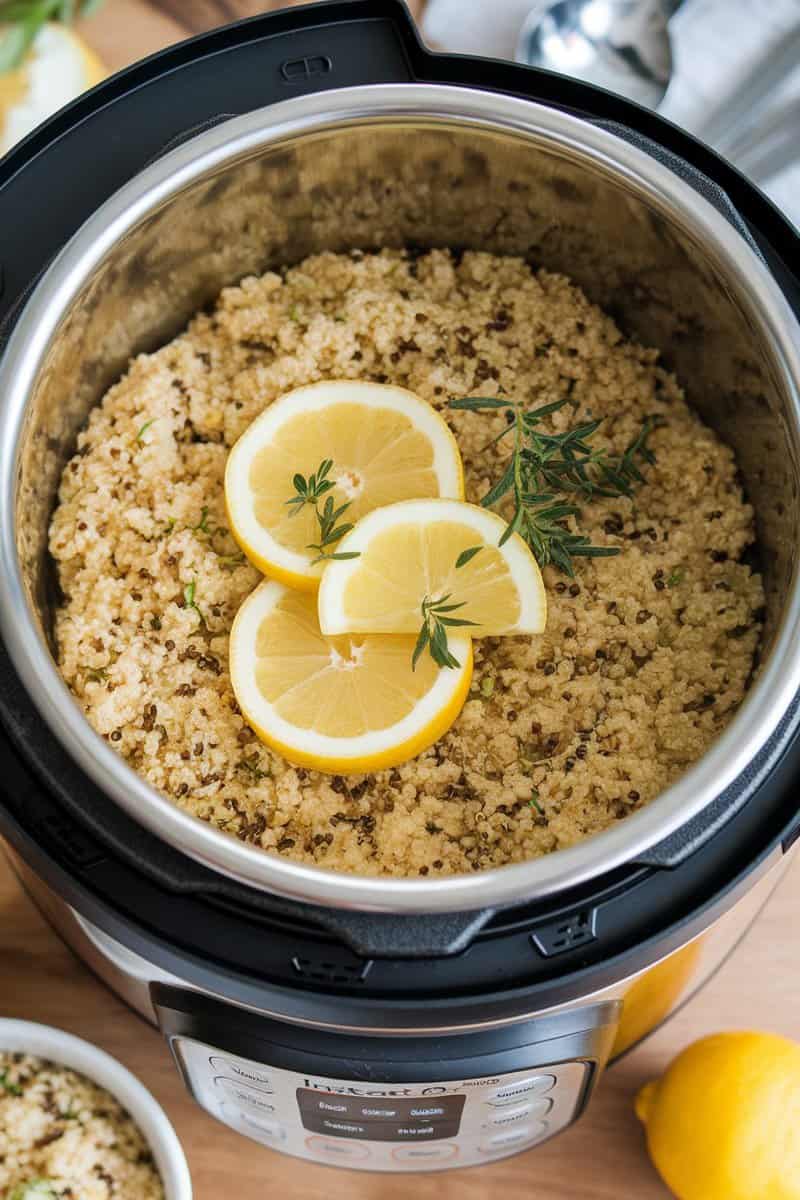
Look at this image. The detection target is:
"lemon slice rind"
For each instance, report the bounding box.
[225,381,464,592]
[318,498,547,637]
[230,579,473,774]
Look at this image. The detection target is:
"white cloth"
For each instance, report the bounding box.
[420,0,800,225]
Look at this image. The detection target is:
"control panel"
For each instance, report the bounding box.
[174,1037,590,1171]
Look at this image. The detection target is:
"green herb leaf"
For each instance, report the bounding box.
[411,624,430,672]
[457,391,660,574]
[0,1069,23,1096]
[481,457,516,508]
[667,566,685,587]
[216,549,246,570]
[287,460,361,565]
[448,396,513,411]
[411,551,482,670]
[0,22,30,71]
[530,789,544,816]
[182,578,204,624]
[8,1180,58,1200]
[237,754,269,781]
[192,505,212,535]
[84,666,108,683]
[136,418,156,444]
[0,0,111,59]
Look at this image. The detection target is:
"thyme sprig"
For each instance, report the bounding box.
[412,594,477,671]
[286,459,360,565]
[412,549,481,671]
[0,0,105,72]
[449,396,659,576]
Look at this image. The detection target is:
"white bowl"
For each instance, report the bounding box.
[0,1019,192,1200]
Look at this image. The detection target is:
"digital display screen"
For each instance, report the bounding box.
[296,1089,466,1142]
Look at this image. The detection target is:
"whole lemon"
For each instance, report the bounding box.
[636,1031,800,1200]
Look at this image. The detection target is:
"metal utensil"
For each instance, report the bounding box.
[516,0,680,110]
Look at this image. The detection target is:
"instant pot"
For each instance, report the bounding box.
[2,0,800,1173]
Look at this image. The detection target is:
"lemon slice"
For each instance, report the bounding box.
[229,580,473,774]
[318,499,547,637]
[1,23,106,156]
[225,381,464,591]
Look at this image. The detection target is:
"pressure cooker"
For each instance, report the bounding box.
[1,0,800,1173]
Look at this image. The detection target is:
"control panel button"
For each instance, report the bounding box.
[487,1098,553,1126]
[210,1056,272,1089]
[407,1104,449,1119]
[241,1112,287,1143]
[393,1143,459,1163]
[317,1117,370,1138]
[356,1103,399,1120]
[306,1135,371,1161]
[488,1076,556,1105]
[393,1123,438,1139]
[220,1103,287,1144]
[479,1122,547,1154]
[215,1077,276,1112]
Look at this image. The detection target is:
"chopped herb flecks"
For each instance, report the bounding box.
[192,506,213,535]
[182,579,204,624]
[136,418,156,444]
[0,1069,22,1096]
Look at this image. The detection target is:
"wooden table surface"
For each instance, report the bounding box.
[2,3,800,1198]
[74,0,425,73]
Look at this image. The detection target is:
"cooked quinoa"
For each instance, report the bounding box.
[49,249,764,877]
[0,1053,163,1199]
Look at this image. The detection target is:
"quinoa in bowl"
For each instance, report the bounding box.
[0,1053,164,1200]
[49,248,764,878]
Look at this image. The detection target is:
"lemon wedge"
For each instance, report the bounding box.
[229,580,473,774]
[318,499,547,638]
[225,381,464,591]
[1,23,105,156]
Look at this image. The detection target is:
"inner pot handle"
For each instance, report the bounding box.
[592,119,765,261]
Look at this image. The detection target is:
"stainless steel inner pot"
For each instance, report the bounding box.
[2,85,800,913]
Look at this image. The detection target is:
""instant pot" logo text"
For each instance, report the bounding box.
[302,1080,461,1097]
